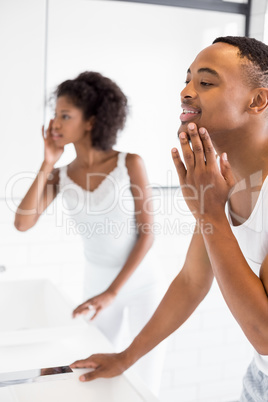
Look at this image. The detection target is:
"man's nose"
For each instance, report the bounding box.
[180,81,197,100]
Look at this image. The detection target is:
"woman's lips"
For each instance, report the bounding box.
[51,132,63,140]
[180,107,201,122]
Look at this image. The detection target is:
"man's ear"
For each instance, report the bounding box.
[248,88,268,114]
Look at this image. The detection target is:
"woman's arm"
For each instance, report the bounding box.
[14,120,64,231]
[73,153,156,319]
[14,162,59,231]
[107,153,154,294]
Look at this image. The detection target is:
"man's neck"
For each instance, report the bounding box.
[213,126,268,183]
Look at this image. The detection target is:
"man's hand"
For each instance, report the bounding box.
[70,352,129,382]
[172,123,235,222]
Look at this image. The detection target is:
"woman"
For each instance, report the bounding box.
[14,71,166,394]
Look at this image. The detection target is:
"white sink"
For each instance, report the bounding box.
[0,279,84,345]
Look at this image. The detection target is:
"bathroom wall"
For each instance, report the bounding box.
[0,0,263,401]
[0,0,46,199]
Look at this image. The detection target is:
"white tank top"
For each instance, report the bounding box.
[227,175,268,375]
[58,152,161,297]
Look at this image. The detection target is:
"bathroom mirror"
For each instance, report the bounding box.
[45,0,245,187]
[1,0,245,201]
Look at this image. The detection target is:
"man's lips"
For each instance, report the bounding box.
[180,105,201,122]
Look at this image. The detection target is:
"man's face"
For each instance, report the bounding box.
[178,42,253,141]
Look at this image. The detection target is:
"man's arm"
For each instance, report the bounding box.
[172,123,268,355]
[202,219,268,355]
[71,227,214,381]
[260,255,268,295]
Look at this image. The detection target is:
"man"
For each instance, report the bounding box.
[71,36,268,401]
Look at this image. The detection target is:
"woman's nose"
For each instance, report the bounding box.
[52,116,60,129]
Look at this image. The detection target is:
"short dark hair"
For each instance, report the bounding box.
[213,36,268,88]
[54,72,128,150]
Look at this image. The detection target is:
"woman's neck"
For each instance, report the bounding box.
[73,138,115,168]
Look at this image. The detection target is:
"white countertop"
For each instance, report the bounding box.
[0,280,159,402]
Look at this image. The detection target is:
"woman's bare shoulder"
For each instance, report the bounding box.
[125,153,148,184]
[125,152,144,168]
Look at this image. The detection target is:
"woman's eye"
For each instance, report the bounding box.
[184,80,190,85]
[62,114,70,120]
[200,82,212,86]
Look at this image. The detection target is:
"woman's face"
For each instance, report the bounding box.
[51,96,91,145]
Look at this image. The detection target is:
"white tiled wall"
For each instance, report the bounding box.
[249,0,268,41]
[0,190,253,402]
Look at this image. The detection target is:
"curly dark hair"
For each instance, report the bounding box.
[213,36,268,88]
[54,72,128,150]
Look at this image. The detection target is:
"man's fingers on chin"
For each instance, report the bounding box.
[171,149,182,165]
[172,149,186,176]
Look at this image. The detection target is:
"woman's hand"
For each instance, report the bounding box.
[172,123,235,224]
[70,352,129,382]
[72,290,117,320]
[42,119,64,166]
